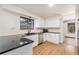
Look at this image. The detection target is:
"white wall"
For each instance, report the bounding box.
[45,16,61,28]
[0,8,20,33]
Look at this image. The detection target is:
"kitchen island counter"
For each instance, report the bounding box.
[0,38,33,55]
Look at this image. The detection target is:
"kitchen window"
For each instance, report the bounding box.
[20,16,34,30]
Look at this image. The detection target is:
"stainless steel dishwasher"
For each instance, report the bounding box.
[38,33,43,44]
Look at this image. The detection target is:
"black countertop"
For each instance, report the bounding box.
[44,32,60,34]
[0,38,33,54]
[25,32,60,36]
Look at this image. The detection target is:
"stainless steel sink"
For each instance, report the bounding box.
[19,41,28,45]
[19,38,32,45]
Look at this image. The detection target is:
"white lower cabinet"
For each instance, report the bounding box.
[25,35,38,47]
[44,33,60,44]
[24,33,60,47]
[3,43,32,55]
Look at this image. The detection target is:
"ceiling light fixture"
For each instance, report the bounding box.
[48,3,55,7]
[48,1,55,7]
[48,4,54,7]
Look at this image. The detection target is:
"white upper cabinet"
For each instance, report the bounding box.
[34,18,45,28]
[45,17,61,28]
[34,16,61,28]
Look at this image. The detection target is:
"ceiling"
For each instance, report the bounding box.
[15,4,75,18]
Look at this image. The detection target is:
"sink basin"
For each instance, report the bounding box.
[26,33,36,35]
[19,38,33,45]
[19,41,28,45]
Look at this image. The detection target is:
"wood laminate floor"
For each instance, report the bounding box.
[33,41,65,55]
[33,41,78,55]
